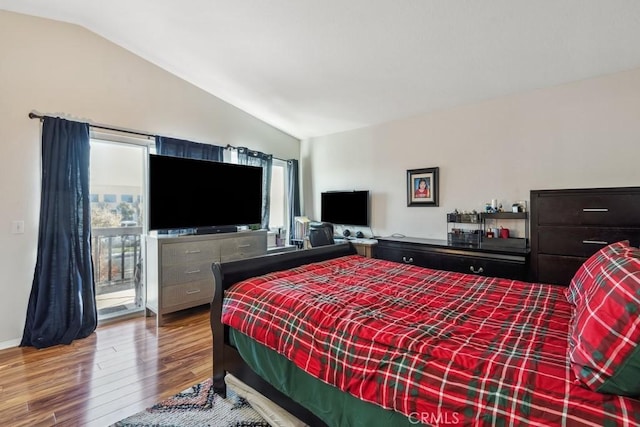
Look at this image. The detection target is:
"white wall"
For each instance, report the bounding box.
[302,67,640,239]
[0,11,299,348]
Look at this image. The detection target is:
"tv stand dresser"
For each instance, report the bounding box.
[146,230,267,325]
[375,236,529,281]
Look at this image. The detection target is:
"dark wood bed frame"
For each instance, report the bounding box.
[210,242,358,427]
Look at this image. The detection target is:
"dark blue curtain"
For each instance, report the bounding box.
[287,159,301,245]
[21,117,97,348]
[238,147,273,230]
[155,136,224,161]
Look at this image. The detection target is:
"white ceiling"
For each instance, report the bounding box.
[2,1,640,139]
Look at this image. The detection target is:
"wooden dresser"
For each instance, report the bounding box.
[375,237,529,281]
[146,230,267,325]
[530,187,640,286]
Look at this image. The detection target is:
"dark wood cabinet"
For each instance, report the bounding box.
[530,187,640,286]
[375,236,529,281]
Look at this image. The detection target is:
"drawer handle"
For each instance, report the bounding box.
[583,240,608,245]
[402,256,414,264]
[186,289,201,295]
[469,266,484,274]
[185,249,202,254]
[238,244,252,248]
[582,208,609,212]
[185,269,201,274]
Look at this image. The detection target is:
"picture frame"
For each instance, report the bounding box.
[407,167,439,206]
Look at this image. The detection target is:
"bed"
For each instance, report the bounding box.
[211,242,640,426]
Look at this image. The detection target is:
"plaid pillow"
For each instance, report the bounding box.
[568,243,640,396]
[565,240,631,307]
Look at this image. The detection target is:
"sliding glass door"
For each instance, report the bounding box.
[90,139,147,321]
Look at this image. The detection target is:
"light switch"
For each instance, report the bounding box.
[11,220,24,234]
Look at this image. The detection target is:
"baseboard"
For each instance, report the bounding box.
[0,338,21,350]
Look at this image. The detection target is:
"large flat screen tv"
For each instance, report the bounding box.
[320,190,369,226]
[148,154,263,232]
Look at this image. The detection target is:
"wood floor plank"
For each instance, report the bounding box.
[0,304,213,427]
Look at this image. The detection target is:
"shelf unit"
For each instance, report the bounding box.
[447,212,529,250]
[481,212,529,250]
[446,213,482,246]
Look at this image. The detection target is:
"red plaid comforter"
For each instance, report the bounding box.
[222,255,640,426]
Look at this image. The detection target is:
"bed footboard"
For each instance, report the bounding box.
[210,243,357,398]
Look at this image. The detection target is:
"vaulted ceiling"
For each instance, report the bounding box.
[2,1,640,139]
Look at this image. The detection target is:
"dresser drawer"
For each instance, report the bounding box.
[440,254,527,281]
[147,231,267,325]
[530,187,640,286]
[162,280,213,308]
[161,240,220,265]
[221,234,266,262]
[537,227,640,257]
[161,261,212,286]
[536,193,640,226]
[376,241,527,280]
[536,254,585,286]
[375,244,441,269]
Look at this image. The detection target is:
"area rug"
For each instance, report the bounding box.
[112,378,269,427]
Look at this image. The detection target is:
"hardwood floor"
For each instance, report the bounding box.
[0,305,212,427]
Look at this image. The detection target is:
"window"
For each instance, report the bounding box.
[228,151,289,233]
[90,194,99,203]
[269,158,287,231]
[103,194,116,203]
[121,194,134,203]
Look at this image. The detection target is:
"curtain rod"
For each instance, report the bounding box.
[29,112,237,149]
[28,112,287,160]
[28,112,157,139]
[226,144,286,162]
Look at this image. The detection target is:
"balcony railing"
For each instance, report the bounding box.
[91,226,143,296]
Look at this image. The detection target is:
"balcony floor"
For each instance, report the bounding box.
[96,283,142,319]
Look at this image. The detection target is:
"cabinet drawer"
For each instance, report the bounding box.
[536,193,640,226]
[376,240,527,280]
[162,261,212,286]
[536,254,585,286]
[221,235,266,262]
[375,245,440,269]
[441,255,526,281]
[162,280,213,308]
[537,227,640,257]
[161,241,220,265]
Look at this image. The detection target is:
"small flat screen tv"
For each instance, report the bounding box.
[320,190,369,226]
[148,154,263,231]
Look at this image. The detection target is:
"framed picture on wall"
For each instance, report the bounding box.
[407,167,439,206]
